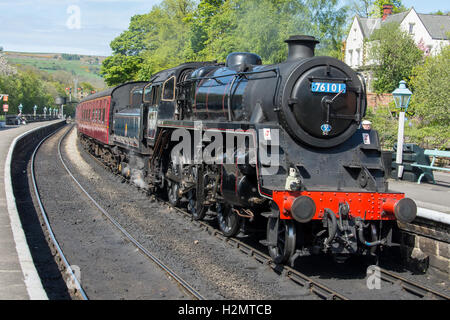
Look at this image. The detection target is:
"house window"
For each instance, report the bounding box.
[409,23,415,35]
[348,50,353,66]
[356,49,361,67]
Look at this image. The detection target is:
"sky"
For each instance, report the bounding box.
[0,0,448,57]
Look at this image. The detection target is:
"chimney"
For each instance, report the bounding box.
[285,35,320,61]
[382,4,393,21]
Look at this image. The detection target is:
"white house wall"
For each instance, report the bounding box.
[344,8,449,92]
[345,18,365,68]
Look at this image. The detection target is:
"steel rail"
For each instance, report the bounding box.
[58,126,205,300]
[31,125,88,300]
[79,132,450,301]
[378,268,449,300]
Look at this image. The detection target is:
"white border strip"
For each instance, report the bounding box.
[3,123,61,300]
[417,207,450,225]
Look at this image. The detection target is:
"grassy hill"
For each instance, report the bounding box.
[3,51,106,88]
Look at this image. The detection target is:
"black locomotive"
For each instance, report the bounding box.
[77,35,416,264]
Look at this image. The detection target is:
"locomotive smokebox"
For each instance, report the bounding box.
[285,35,320,61]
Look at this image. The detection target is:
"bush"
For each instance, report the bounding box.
[366,104,449,150]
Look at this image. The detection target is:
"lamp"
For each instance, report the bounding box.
[392,80,412,112]
[392,80,413,179]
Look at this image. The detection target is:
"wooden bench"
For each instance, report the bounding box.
[410,149,450,184]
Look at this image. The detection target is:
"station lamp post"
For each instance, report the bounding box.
[34,105,38,117]
[18,103,23,114]
[392,80,412,179]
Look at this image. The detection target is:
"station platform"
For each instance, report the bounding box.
[389,171,450,215]
[0,121,61,300]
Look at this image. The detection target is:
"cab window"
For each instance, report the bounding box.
[144,85,161,105]
[130,88,143,108]
[162,76,175,101]
[144,84,153,103]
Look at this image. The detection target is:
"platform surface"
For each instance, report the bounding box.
[388,171,450,214]
[0,121,60,300]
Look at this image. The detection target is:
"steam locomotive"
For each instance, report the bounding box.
[76,35,417,264]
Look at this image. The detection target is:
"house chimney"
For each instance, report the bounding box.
[382,4,393,21]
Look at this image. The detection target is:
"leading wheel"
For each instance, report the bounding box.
[217,204,241,237]
[267,217,296,264]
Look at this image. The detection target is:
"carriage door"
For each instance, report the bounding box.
[144,84,161,143]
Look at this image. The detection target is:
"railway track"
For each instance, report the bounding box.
[70,124,450,300]
[31,125,88,300]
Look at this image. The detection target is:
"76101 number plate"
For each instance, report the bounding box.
[311,82,346,94]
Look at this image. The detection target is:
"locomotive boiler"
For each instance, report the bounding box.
[76,35,417,264]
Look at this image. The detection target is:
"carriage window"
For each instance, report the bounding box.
[162,76,175,101]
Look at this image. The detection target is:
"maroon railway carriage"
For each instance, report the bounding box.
[76,81,149,147]
[76,89,113,145]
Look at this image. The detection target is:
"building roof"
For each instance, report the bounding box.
[418,13,450,40]
[356,8,450,40]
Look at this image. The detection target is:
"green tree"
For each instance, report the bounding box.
[101,54,143,86]
[102,0,353,81]
[186,0,224,56]
[369,22,423,93]
[309,0,349,58]
[196,0,347,63]
[137,0,196,80]
[100,13,154,86]
[410,45,450,129]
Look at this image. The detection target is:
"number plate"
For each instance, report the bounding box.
[311,82,346,94]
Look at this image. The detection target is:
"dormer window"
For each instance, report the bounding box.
[409,23,415,35]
